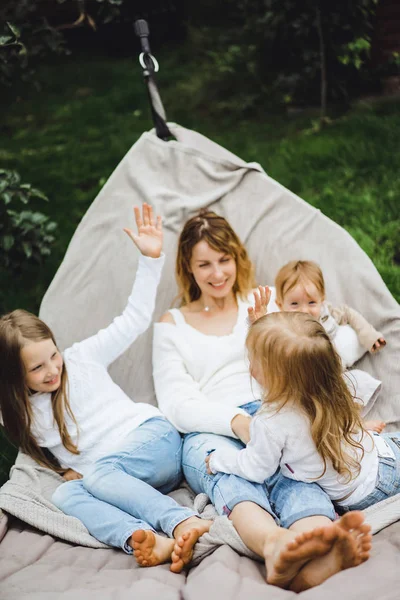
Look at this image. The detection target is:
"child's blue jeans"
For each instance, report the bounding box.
[52,417,197,552]
[340,432,400,512]
[182,400,336,528]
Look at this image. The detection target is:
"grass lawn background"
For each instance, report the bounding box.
[0,47,399,483]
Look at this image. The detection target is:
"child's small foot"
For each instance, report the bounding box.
[130,530,174,567]
[364,420,386,433]
[169,517,213,573]
[170,529,202,573]
[290,511,371,592]
[265,525,339,589]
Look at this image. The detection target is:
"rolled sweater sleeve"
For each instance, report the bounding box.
[209,417,283,483]
[327,303,382,351]
[67,254,165,367]
[152,324,247,437]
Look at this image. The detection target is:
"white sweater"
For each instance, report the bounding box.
[208,404,387,506]
[152,293,274,438]
[30,254,164,475]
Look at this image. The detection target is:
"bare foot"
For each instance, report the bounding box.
[130,530,174,567]
[170,517,213,574]
[170,529,202,573]
[265,525,340,589]
[289,512,372,592]
[364,419,386,433]
[173,516,213,540]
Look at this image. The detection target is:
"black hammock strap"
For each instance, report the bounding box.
[134,19,174,141]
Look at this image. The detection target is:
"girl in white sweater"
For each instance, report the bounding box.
[153,210,371,592]
[207,310,400,515]
[0,204,210,573]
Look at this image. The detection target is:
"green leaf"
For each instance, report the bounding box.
[0,36,13,45]
[22,241,32,258]
[6,22,21,40]
[2,234,14,251]
[31,188,49,201]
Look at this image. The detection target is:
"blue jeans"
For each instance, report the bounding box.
[52,417,197,552]
[341,432,400,512]
[182,400,335,528]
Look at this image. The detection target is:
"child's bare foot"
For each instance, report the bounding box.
[170,516,213,574]
[289,511,371,592]
[173,516,213,540]
[130,530,174,567]
[264,525,339,589]
[170,529,202,573]
[364,419,386,433]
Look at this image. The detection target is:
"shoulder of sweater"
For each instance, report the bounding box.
[254,405,306,430]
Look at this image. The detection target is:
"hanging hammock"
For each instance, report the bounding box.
[1,20,400,600]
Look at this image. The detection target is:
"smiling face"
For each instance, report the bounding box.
[279,282,324,319]
[190,240,237,300]
[21,338,64,393]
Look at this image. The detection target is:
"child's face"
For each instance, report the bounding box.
[21,338,63,394]
[280,283,324,319]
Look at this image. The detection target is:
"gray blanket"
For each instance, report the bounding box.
[1,123,400,599]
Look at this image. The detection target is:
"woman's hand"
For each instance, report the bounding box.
[63,468,83,481]
[247,286,271,325]
[371,337,386,353]
[123,203,163,258]
[231,414,251,444]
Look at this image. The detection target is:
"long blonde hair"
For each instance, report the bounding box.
[176,210,255,305]
[0,310,79,472]
[247,311,365,482]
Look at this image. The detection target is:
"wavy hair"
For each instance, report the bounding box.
[0,310,79,472]
[176,210,255,305]
[246,311,366,482]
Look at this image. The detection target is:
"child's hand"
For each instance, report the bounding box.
[123,203,163,258]
[63,468,83,481]
[371,337,386,353]
[205,454,214,475]
[364,420,386,433]
[248,286,271,325]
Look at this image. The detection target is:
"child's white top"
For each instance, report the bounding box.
[209,404,385,506]
[30,254,164,475]
[152,290,280,438]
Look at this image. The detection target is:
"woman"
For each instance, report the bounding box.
[153,210,371,591]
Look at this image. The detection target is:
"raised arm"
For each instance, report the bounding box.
[328,303,386,353]
[68,204,164,367]
[152,322,249,438]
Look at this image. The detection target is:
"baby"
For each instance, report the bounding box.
[248,260,386,433]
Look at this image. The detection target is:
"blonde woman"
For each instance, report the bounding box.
[153,211,371,591]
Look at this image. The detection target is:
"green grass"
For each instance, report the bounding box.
[0,48,399,484]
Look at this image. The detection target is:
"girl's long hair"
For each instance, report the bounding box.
[247,311,366,482]
[176,210,255,306]
[0,310,79,472]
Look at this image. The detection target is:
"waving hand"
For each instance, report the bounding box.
[124,203,163,258]
[247,286,271,325]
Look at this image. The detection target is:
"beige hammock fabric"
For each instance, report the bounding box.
[1,124,400,600]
